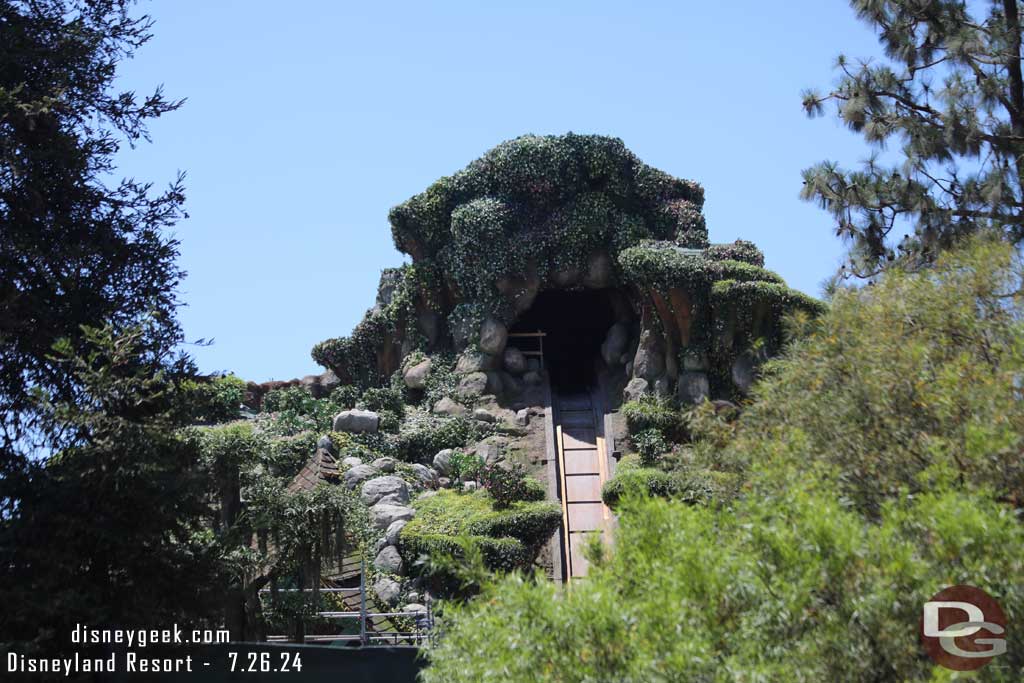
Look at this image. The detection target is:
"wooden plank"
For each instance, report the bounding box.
[568,534,591,577]
[567,503,605,531]
[565,474,602,501]
[556,425,573,582]
[559,410,594,426]
[563,426,596,449]
[559,396,592,410]
[563,449,600,475]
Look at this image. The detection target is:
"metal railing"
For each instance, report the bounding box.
[260,560,434,646]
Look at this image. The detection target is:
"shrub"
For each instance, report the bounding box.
[448,449,483,482]
[621,395,682,438]
[393,415,481,463]
[631,428,668,466]
[359,386,405,416]
[600,467,713,508]
[705,239,765,266]
[478,461,533,508]
[423,489,1024,682]
[182,374,246,424]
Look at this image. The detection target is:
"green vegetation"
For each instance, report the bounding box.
[802,0,1024,274]
[400,490,561,580]
[423,238,1024,680]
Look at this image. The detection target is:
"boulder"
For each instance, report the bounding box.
[500,372,523,396]
[361,476,410,506]
[478,318,508,356]
[371,456,397,473]
[515,408,530,427]
[552,266,581,288]
[332,409,380,434]
[484,371,504,395]
[527,357,541,372]
[472,407,496,423]
[300,374,323,398]
[373,577,401,604]
[632,330,665,381]
[654,375,671,397]
[438,476,452,488]
[503,347,527,375]
[341,456,363,469]
[601,322,630,367]
[403,358,432,389]
[432,449,453,476]
[457,372,488,400]
[374,545,404,574]
[682,348,709,372]
[582,251,614,289]
[409,463,437,488]
[456,349,495,374]
[318,370,341,395]
[624,377,650,402]
[523,370,543,386]
[370,502,416,530]
[463,481,478,492]
[732,354,756,393]
[385,519,408,546]
[317,434,336,455]
[476,442,503,467]
[432,397,467,417]
[678,371,710,405]
[343,464,380,490]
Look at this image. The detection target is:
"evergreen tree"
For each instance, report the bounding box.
[802,0,1024,276]
[0,0,185,515]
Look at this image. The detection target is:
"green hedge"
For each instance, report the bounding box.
[601,468,715,508]
[621,395,683,436]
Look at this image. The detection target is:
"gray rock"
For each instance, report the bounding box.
[373,537,388,555]
[654,375,671,397]
[374,545,404,574]
[515,408,530,427]
[484,371,504,395]
[476,442,503,467]
[624,377,650,402]
[341,456,363,469]
[374,577,401,604]
[318,370,341,395]
[678,371,710,405]
[457,372,488,400]
[503,347,527,375]
[361,476,410,506]
[473,407,496,423]
[343,464,380,489]
[527,357,541,372]
[385,519,408,546]
[682,348,709,372]
[478,318,508,356]
[432,449,453,476]
[438,476,452,488]
[332,409,380,434]
[552,266,581,288]
[403,358,432,390]
[523,370,542,386]
[371,456,397,473]
[732,354,756,393]
[601,322,630,367]
[370,502,415,530]
[432,397,467,417]
[405,591,421,604]
[582,251,614,289]
[300,374,323,398]
[456,349,494,374]
[500,372,522,396]
[409,463,437,487]
[632,329,666,381]
[463,481,478,492]
[317,435,336,455]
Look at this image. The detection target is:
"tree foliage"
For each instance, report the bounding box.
[0,0,185,514]
[803,0,1024,275]
[423,238,1024,681]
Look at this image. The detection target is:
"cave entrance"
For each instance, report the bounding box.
[509,289,619,392]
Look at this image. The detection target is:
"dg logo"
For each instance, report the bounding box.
[920,585,1008,671]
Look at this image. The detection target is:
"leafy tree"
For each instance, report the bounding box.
[0,324,223,650]
[802,0,1024,275]
[0,0,185,515]
[423,238,1024,681]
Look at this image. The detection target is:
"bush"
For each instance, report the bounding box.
[359,386,405,416]
[631,428,668,466]
[399,490,560,576]
[448,449,483,482]
[423,489,1024,682]
[182,374,246,424]
[600,467,716,508]
[478,461,533,508]
[393,415,481,463]
[621,395,682,438]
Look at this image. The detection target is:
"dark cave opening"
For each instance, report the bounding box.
[509,289,619,392]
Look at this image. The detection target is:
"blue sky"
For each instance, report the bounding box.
[115,0,882,382]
